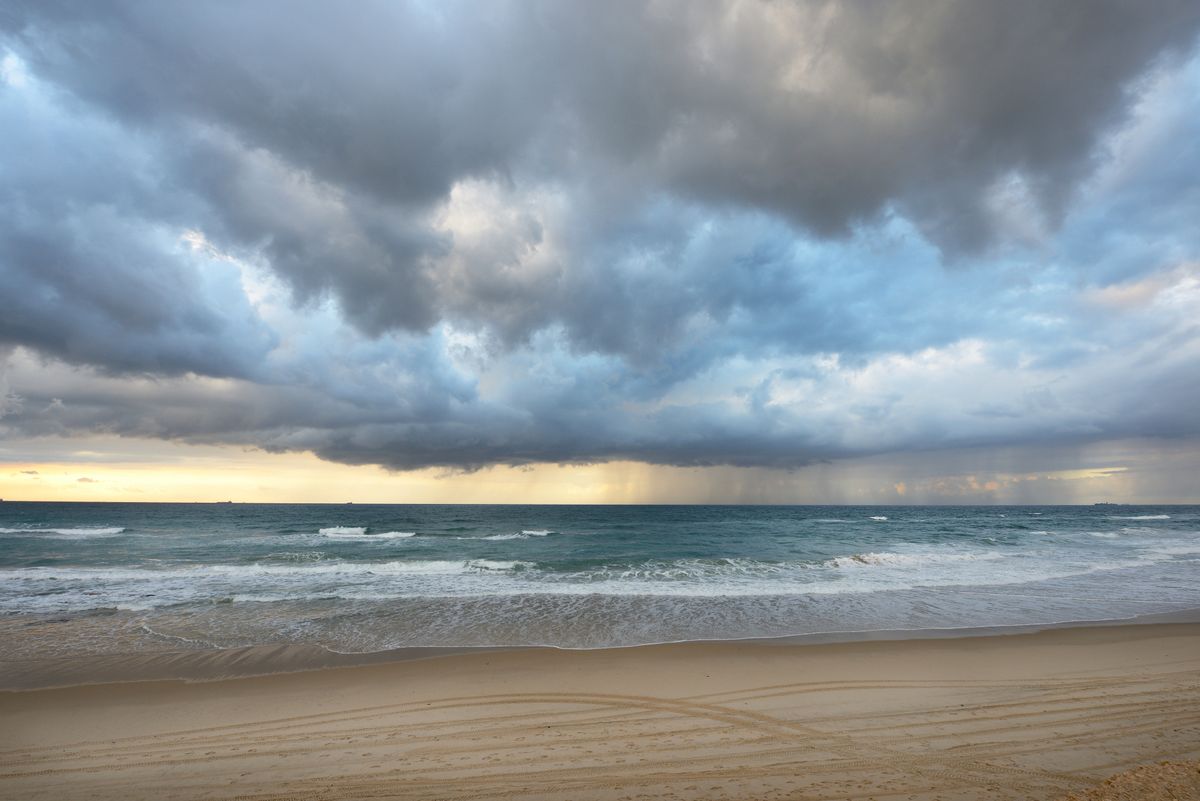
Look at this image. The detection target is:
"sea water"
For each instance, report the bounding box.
[1,503,1197,658]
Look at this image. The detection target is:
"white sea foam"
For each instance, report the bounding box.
[2,532,1195,616]
[321,529,415,540]
[1110,515,1170,520]
[198,559,524,576]
[0,526,125,538]
[1144,544,1200,557]
[484,529,553,540]
[577,558,791,583]
[318,526,368,536]
[470,559,524,571]
[825,551,999,569]
[1089,531,1119,539]
[869,516,888,521]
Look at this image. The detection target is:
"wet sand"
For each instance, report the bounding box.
[1,622,1198,800]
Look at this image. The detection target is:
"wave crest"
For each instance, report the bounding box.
[484,529,554,540]
[0,526,125,538]
[320,528,415,540]
[1110,514,1170,520]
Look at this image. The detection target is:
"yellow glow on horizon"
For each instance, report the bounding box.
[2,439,781,504]
[0,438,1196,505]
[0,449,675,504]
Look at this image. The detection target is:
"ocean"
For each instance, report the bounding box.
[1,503,1197,659]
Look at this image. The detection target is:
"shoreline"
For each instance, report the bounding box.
[4,606,1199,692]
[2,619,1197,800]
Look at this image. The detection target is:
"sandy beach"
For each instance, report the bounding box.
[1,621,1197,801]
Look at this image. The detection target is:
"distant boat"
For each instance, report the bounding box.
[1093,502,1120,506]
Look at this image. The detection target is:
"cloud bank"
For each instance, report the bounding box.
[1,1,1198,474]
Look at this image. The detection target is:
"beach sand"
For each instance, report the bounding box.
[1,622,1197,801]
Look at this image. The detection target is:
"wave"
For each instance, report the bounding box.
[1089,531,1119,539]
[825,551,999,569]
[0,558,530,583]
[1110,515,1170,520]
[321,529,416,540]
[483,529,554,540]
[318,526,367,536]
[1,549,1187,616]
[208,559,522,575]
[869,516,888,521]
[0,526,126,538]
[1144,545,1200,557]
[570,558,792,583]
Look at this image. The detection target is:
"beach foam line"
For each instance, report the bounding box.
[825,551,1000,568]
[0,553,1187,614]
[0,560,533,584]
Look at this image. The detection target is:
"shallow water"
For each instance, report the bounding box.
[1,502,1197,656]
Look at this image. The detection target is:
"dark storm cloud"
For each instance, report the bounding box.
[0,80,275,377]
[5,0,1200,342]
[1,1,1199,473]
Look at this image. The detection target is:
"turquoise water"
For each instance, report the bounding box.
[1,503,1197,655]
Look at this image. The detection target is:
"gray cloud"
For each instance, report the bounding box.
[0,2,1199,475]
[5,1,1199,342]
[0,82,276,378]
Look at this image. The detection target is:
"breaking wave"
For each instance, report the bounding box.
[320,528,416,540]
[483,529,554,540]
[1110,515,1170,520]
[0,526,126,538]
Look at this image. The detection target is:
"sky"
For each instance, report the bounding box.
[1,1,1199,504]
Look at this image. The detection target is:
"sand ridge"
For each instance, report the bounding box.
[1,622,1198,800]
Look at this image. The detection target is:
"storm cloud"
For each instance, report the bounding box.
[1,1,1199,473]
